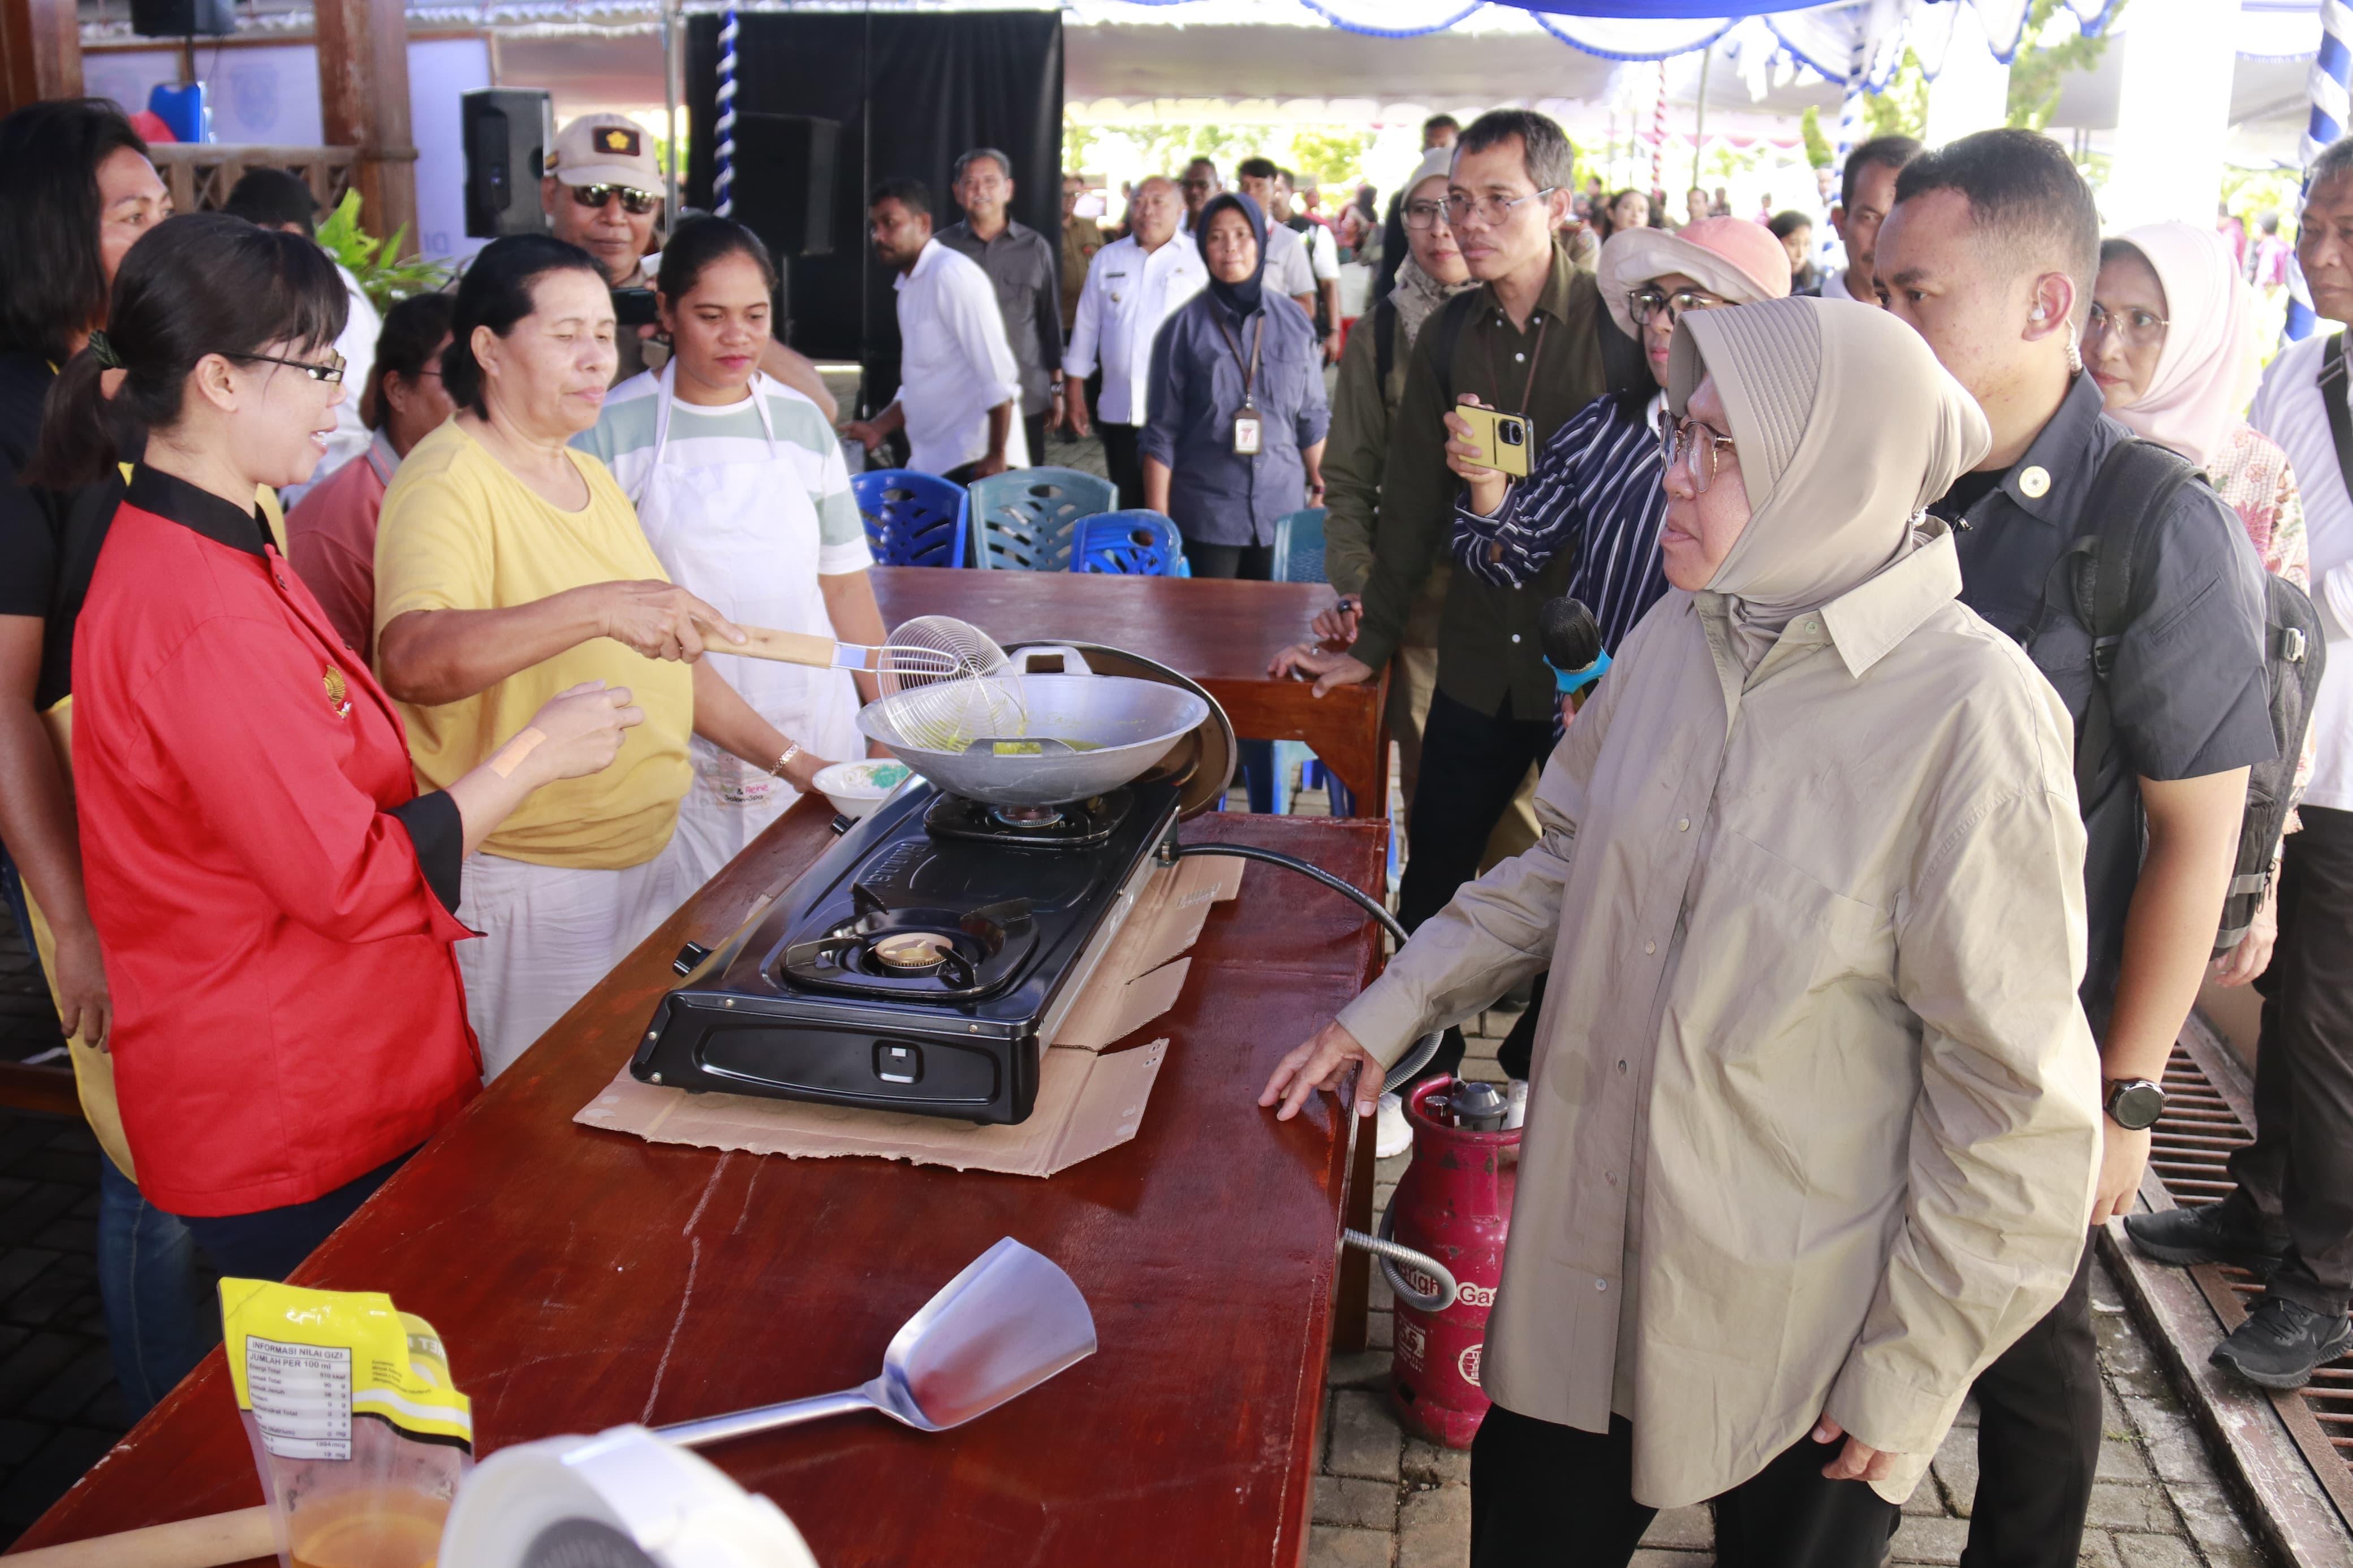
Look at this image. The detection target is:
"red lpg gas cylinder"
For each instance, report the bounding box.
[1387,1076,1518,1448]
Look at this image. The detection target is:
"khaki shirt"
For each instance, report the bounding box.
[1339,522,2101,1507]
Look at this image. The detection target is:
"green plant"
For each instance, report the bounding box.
[1286,128,1376,189]
[1800,106,1833,170]
[2006,0,2123,131]
[316,191,454,312]
[1062,114,1100,176]
[1861,49,1931,141]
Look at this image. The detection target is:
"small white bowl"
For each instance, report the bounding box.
[813,758,912,819]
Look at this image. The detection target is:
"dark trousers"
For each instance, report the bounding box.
[1185,539,1277,811]
[1963,1237,2101,1568]
[1099,421,1145,509]
[1024,411,1050,468]
[2226,804,2353,1315]
[1398,688,1557,1079]
[176,1149,413,1282]
[1469,1405,1901,1568]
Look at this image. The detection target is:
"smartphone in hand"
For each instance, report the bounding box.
[1455,407,1533,478]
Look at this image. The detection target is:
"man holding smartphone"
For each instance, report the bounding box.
[1272,108,1612,1082]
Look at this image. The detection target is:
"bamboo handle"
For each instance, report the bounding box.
[8,1505,275,1568]
[721,627,841,669]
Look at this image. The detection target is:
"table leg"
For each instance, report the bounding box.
[1334,1097,1374,1352]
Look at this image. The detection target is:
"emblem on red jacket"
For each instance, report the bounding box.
[323,666,351,718]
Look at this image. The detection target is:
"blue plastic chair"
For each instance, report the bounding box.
[851,469,968,568]
[1069,511,1183,576]
[967,467,1118,571]
[1260,507,1361,818]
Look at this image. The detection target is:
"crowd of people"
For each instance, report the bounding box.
[0,85,2345,1568]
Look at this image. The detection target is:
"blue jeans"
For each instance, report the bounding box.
[176,1149,414,1282]
[97,1156,218,1419]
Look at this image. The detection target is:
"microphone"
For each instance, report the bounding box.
[1539,596,1610,699]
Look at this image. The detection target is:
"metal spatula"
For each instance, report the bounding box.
[654,1237,1097,1445]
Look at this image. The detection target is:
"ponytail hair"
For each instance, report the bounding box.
[441,233,603,418]
[29,213,346,489]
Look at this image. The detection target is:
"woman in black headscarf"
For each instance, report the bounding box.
[1140,190,1329,581]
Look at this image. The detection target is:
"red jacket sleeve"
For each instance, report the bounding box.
[128,612,472,948]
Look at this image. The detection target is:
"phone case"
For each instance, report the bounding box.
[1460,407,1533,479]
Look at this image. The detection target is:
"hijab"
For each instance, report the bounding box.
[1669,296,1992,667]
[2106,221,2260,469]
[1389,153,1474,349]
[1196,191,1268,319]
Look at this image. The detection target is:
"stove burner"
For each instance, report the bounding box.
[925,788,1134,850]
[872,931,954,973]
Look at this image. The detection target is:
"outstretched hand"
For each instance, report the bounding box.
[1260,1020,1386,1121]
[1268,643,1374,696]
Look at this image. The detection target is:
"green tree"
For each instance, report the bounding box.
[1062,115,1100,176]
[2006,0,2124,131]
[1800,106,1833,170]
[1287,128,1377,188]
[1861,49,1931,141]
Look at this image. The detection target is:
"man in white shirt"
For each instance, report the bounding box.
[1817,135,1917,303]
[1233,157,1321,325]
[843,177,1028,482]
[2131,133,2353,1385]
[1277,167,1346,362]
[1063,175,1206,507]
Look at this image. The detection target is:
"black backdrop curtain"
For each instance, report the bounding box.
[685,10,1065,411]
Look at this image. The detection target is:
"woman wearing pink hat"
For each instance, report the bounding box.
[1450,216,1794,660]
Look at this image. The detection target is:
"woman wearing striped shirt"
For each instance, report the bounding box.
[1450,219,1792,658]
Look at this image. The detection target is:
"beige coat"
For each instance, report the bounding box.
[1338,299,2102,1508]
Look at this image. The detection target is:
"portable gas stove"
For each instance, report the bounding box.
[630,775,1184,1125]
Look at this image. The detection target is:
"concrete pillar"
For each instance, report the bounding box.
[2105,0,2238,229]
[1924,3,2012,148]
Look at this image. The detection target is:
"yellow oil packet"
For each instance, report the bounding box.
[221,1280,473,1568]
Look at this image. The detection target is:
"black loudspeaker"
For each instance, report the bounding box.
[728,114,839,258]
[129,0,234,38]
[462,89,553,240]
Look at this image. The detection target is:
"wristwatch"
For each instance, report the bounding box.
[2103,1077,2166,1131]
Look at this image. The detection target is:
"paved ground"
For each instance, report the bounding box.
[1305,1005,2278,1568]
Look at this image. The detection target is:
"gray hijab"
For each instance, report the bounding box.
[1667,297,1990,666]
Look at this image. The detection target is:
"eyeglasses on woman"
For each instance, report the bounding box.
[1659,410,1738,494]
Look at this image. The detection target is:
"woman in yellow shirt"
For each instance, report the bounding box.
[374,235,803,1076]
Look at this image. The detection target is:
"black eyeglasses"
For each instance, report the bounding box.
[568,183,661,216]
[231,350,346,384]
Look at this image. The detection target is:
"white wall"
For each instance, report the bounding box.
[409,37,493,265]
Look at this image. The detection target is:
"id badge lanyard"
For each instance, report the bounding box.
[1216,313,1266,456]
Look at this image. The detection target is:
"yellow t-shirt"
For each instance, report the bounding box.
[373,421,692,869]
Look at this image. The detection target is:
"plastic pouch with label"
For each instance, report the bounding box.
[221,1278,473,1568]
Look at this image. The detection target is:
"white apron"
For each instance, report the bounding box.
[630,364,863,887]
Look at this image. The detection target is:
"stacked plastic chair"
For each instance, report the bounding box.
[851,469,968,568]
[967,468,1118,571]
[1069,511,1183,576]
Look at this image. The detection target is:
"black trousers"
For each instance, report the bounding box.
[2226,804,2353,1314]
[1962,1237,2101,1568]
[1469,1405,1900,1568]
[1099,421,1145,509]
[1183,539,1278,811]
[1024,411,1050,468]
[1398,688,1557,1079]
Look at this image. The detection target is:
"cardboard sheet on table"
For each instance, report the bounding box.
[573,852,1246,1177]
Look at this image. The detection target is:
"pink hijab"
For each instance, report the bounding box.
[2106,221,2260,469]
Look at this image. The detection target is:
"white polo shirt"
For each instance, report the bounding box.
[1063,232,1208,427]
[1264,222,1319,302]
[891,238,1029,476]
[2251,327,2353,810]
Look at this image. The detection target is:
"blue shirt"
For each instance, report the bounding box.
[1140,292,1330,547]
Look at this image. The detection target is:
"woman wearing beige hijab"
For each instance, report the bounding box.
[1264,297,2102,1562]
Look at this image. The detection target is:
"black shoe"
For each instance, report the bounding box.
[2123,1201,2288,1274]
[2210,1297,2353,1390]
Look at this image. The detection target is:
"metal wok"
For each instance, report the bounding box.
[855,645,1210,808]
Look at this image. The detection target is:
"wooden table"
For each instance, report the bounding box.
[872,567,1390,811]
[12,809,1387,1566]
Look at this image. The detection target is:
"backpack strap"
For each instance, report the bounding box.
[1374,296,1397,391]
[2319,332,2353,508]
[1429,289,1479,413]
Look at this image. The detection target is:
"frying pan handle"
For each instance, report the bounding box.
[1014,645,1095,677]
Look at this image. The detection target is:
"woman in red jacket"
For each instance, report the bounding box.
[31,213,641,1281]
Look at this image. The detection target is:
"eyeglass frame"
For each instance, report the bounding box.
[1401,197,1451,231]
[2082,300,2170,349]
[1627,285,1729,327]
[229,350,347,385]
[1442,186,1559,227]
[1658,409,1738,494]
[567,182,663,217]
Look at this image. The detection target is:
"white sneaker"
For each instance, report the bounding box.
[1376,1092,1412,1159]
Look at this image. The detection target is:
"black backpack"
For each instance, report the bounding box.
[2044,437,2325,956]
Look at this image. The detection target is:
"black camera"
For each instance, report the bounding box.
[1499,420,1525,446]
[611,287,660,329]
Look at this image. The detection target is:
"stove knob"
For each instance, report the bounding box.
[673,940,714,977]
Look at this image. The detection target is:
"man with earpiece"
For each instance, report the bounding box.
[1875,129,2275,1568]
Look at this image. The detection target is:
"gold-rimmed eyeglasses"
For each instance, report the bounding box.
[1659,410,1738,494]
[2083,301,2170,349]
[1443,187,1557,226]
[1627,286,1727,326]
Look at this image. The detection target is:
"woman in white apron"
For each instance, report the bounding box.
[579,217,887,887]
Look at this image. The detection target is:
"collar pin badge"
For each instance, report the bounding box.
[323,665,351,719]
[2019,465,2051,499]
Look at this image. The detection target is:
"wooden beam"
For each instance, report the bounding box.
[314,0,417,252]
[0,0,81,117]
